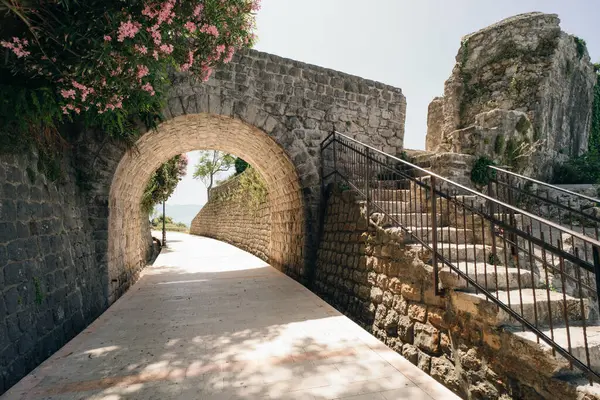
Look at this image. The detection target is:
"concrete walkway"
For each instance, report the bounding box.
[3,233,460,400]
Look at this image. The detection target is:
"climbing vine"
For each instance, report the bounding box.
[215,167,267,210]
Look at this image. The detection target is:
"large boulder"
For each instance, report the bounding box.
[425,12,596,180]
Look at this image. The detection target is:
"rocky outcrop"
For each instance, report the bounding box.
[425,12,596,180]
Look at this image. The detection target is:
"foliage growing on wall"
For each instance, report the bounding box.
[0,0,259,153]
[215,167,267,210]
[141,154,188,214]
[234,157,249,175]
[470,156,496,188]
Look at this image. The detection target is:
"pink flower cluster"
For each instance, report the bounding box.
[200,25,219,37]
[251,0,262,11]
[193,4,204,18]
[1,37,31,58]
[184,21,197,33]
[159,44,174,54]
[147,25,162,46]
[143,0,176,25]
[117,19,141,42]
[180,50,194,71]
[137,64,150,80]
[142,82,155,96]
[135,44,148,54]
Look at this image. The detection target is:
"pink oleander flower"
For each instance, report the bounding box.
[193,4,204,18]
[180,50,194,71]
[223,47,235,63]
[147,25,162,45]
[201,65,213,82]
[184,21,197,33]
[1,37,31,58]
[153,50,159,60]
[199,25,219,37]
[159,43,173,54]
[137,64,150,79]
[117,19,141,42]
[156,0,176,25]
[104,35,112,41]
[60,89,76,99]
[141,82,156,96]
[135,44,148,54]
[251,0,261,11]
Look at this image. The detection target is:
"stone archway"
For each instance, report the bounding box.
[108,113,304,303]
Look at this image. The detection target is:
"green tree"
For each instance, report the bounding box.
[141,154,188,214]
[234,157,249,175]
[193,150,235,197]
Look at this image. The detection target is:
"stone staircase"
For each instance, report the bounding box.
[368,175,600,378]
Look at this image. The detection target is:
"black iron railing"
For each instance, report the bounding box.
[488,165,600,241]
[321,131,600,383]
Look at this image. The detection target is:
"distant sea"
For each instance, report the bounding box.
[153,204,203,227]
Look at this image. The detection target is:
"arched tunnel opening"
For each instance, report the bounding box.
[108,113,305,304]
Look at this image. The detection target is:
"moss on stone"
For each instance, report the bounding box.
[494,135,505,154]
[515,116,531,136]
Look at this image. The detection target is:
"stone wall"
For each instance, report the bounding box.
[190,169,271,261]
[103,48,407,300]
[425,12,596,180]
[0,151,107,394]
[314,186,598,399]
[0,48,407,394]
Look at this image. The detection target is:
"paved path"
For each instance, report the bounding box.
[3,233,459,400]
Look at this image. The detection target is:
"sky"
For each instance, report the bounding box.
[167,0,600,206]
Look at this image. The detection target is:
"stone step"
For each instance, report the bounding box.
[371,200,426,213]
[373,212,448,228]
[402,226,475,245]
[511,325,600,373]
[409,243,493,263]
[371,189,412,201]
[439,261,536,290]
[453,289,588,327]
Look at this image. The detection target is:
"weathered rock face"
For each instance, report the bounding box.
[190,169,271,261]
[426,12,596,179]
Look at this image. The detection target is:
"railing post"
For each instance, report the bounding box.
[430,175,440,295]
[365,147,370,230]
[594,246,600,311]
[332,131,337,185]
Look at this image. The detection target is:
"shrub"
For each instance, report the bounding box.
[234,157,249,175]
[0,0,259,149]
[470,156,496,187]
[552,153,600,184]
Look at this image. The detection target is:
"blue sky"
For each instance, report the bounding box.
[167,0,600,206]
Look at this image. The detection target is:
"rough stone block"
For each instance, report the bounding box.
[397,315,414,343]
[401,343,419,365]
[408,303,427,322]
[414,322,440,354]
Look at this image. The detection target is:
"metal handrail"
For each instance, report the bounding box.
[320,131,600,384]
[335,132,600,249]
[489,165,600,205]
